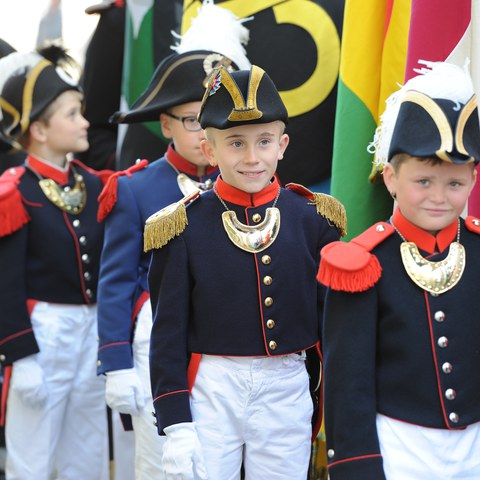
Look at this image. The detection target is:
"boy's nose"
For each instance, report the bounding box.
[244,147,258,163]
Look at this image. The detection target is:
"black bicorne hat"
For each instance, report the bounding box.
[388,90,480,164]
[0,57,80,141]
[198,65,288,130]
[110,50,238,124]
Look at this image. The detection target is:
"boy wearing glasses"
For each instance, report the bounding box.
[96,6,251,475]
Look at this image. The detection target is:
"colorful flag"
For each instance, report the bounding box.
[330,0,411,239]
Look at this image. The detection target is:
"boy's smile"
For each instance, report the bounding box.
[383,156,477,235]
[201,121,289,194]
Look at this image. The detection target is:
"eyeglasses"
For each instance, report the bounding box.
[164,112,202,132]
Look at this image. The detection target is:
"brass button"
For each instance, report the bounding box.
[442,362,453,374]
[327,449,335,458]
[97,360,102,367]
[252,213,262,223]
[82,254,90,263]
[473,219,480,226]
[264,297,273,307]
[261,255,271,265]
[0,354,5,362]
[84,271,91,281]
[86,288,93,298]
[79,236,87,246]
[263,276,272,286]
[266,319,275,329]
[376,225,385,232]
[269,340,277,350]
[434,311,445,322]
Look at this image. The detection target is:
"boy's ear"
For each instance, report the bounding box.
[29,121,47,143]
[200,138,217,167]
[159,113,173,139]
[277,133,289,161]
[382,163,396,194]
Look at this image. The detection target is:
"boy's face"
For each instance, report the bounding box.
[383,156,477,235]
[200,121,289,193]
[160,101,208,168]
[32,90,89,157]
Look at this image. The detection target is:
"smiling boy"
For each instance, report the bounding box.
[146,64,346,479]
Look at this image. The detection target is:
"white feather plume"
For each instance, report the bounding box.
[171,0,251,70]
[0,51,42,121]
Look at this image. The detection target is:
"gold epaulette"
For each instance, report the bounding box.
[286,183,347,237]
[143,190,201,252]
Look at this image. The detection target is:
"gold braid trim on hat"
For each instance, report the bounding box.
[143,190,200,252]
[0,97,20,136]
[220,65,264,122]
[455,95,478,161]
[310,193,347,237]
[21,59,52,134]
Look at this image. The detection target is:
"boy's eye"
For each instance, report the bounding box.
[184,117,198,125]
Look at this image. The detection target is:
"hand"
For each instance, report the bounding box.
[105,368,146,415]
[10,355,48,408]
[162,422,208,480]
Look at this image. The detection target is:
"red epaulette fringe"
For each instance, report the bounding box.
[97,159,149,222]
[318,249,382,292]
[0,167,30,237]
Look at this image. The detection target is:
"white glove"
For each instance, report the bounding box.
[10,355,48,409]
[162,422,208,480]
[105,368,146,415]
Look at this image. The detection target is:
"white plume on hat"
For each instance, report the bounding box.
[369,60,476,169]
[171,0,251,70]
[0,51,42,122]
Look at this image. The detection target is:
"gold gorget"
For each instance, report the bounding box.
[400,241,465,295]
[222,207,281,253]
[177,173,213,197]
[38,170,87,214]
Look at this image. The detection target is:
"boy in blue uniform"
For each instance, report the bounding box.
[0,47,111,479]
[146,64,346,479]
[319,61,480,479]
[96,3,251,477]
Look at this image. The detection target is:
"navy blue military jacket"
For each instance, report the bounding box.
[148,176,342,434]
[320,208,480,480]
[97,144,219,374]
[0,155,110,365]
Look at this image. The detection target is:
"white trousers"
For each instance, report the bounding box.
[191,353,313,480]
[130,300,165,479]
[5,302,109,480]
[377,414,480,479]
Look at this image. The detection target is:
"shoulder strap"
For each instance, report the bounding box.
[97,159,149,221]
